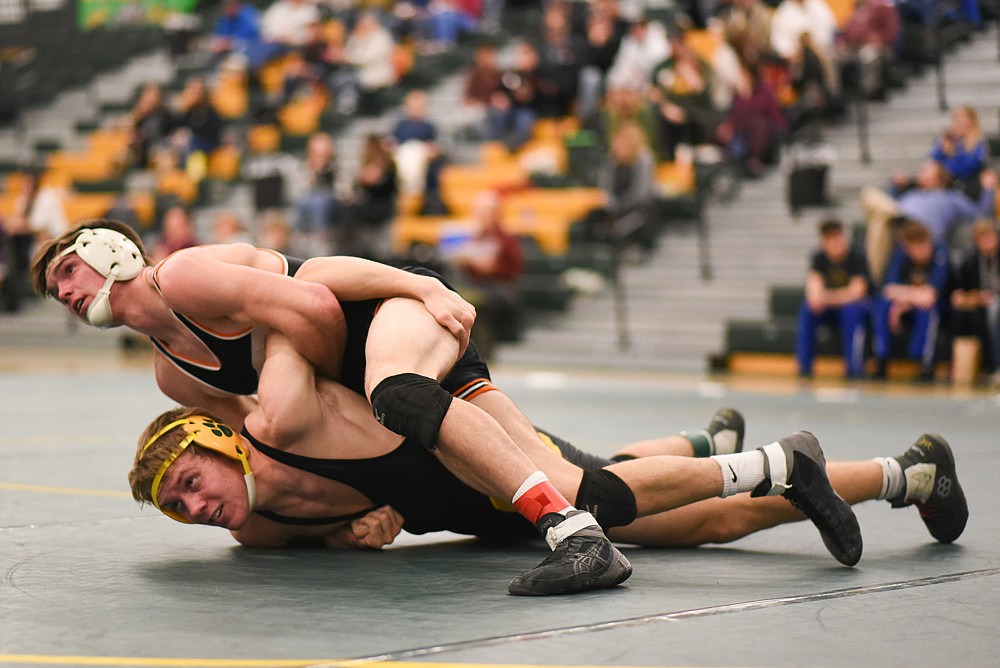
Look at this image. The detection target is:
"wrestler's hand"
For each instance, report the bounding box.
[420,280,476,355]
[326,506,405,549]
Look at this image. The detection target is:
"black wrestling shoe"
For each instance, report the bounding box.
[891,434,968,544]
[706,407,745,454]
[751,431,863,567]
[508,511,632,596]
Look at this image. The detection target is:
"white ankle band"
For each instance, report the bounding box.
[759,442,791,496]
[545,511,599,550]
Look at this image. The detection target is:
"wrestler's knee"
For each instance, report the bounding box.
[576,468,637,530]
[369,372,453,450]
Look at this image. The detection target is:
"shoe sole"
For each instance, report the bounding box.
[909,434,969,544]
[507,547,633,596]
[782,431,864,566]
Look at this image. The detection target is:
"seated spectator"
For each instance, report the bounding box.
[605,13,670,92]
[487,41,544,151]
[260,0,320,51]
[929,106,990,197]
[872,220,950,381]
[291,132,339,257]
[715,0,774,65]
[391,89,439,193]
[533,6,584,118]
[170,78,224,182]
[769,0,836,63]
[861,160,997,283]
[447,190,526,359]
[151,206,201,264]
[787,32,840,130]
[596,122,657,256]
[796,219,872,379]
[715,59,787,177]
[950,219,1000,386]
[600,84,662,157]
[576,1,628,129]
[837,0,900,99]
[649,31,723,163]
[423,0,481,49]
[344,10,398,96]
[212,210,255,245]
[280,20,360,114]
[209,0,263,70]
[125,83,175,170]
[460,41,502,139]
[340,134,398,260]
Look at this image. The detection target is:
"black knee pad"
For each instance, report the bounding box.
[370,373,453,450]
[576,468,637,530]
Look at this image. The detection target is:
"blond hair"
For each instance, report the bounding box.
[30,219,150,297]
[130,406,217,505]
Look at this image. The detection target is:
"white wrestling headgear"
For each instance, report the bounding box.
[57,228,145,329]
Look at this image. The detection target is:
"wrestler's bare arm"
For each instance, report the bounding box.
[153,245,346,378]
[152,353,258,429]
[295,256,476,353]
[232,506,404,550]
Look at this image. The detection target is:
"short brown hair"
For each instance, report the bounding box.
[130,406,219,506]
[818,219,844,236]
[899,219,932,244]
[30,219,150,297]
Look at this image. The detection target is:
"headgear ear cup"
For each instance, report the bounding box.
[57,228,145,328]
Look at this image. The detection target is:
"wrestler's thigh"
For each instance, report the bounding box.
[364,297,461,392]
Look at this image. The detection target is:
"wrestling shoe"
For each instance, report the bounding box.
[706,408,745,454]
[890,434,968,544]
[751,431,863,566]
[508,511,632,596]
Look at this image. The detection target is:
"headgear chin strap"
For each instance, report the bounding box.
[142,415,256,524]
[57,228,145,329]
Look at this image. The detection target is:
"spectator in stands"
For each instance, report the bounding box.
[605,13,670,92]
[796,219,872,379]
[260,0,320,52]
[461,41,503,138]
[151,206,201,264]
[837,0,900,100]
[860,160,998,284]
[170,78,224,182]
[259,209,293,253]
[344,10,398,97]
[291,132,340,257]
[787,32,840,131]
[391,89,439,195]
[125,83,175,170]
[950,219,1000,386]
[212,210,255,245]
[448,190,525,359]
[715,0,774,65]
[486,41,544,151]
[597,122,657,257]
[600,83,662,156]
[209,0,263,69]
[340,134,398,260]
[423,0,481,49]
[576,4,627,129]
[769,0,836,63]
[649,30,722,163]
[929,106,990,197]
[871,220,950,381]
[715,59,787,177]
[533,6,584,118]
[280,19,361,115]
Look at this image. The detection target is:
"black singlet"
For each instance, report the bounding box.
[244,427,538,540]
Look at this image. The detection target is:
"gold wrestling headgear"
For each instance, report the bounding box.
[143,416,256,523]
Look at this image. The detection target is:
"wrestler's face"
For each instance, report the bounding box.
[157,449,251,530]
[45,253,107,322]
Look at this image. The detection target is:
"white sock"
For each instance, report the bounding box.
[873,456,905,501]
[712,450,766,497]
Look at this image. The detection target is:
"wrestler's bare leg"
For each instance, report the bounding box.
[607,461,881,547]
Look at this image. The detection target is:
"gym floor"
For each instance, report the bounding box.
[2,349,998,668]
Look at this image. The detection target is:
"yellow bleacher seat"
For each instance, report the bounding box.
[656,161,696,197]
[62,192,117,222]
[212,71,249,120]
[128,191,157,229]
[247,124,282,154]
[277,91,327,136]
[156,169,198,205]
[46,151,120,183]
[823,0,856,28]
[258,54,298,96]
[685,29,721,62]
[207,145,242,181]
[439,163,529,216]
[480,142,514,166]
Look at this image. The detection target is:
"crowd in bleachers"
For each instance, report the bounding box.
[1,0,998,376]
